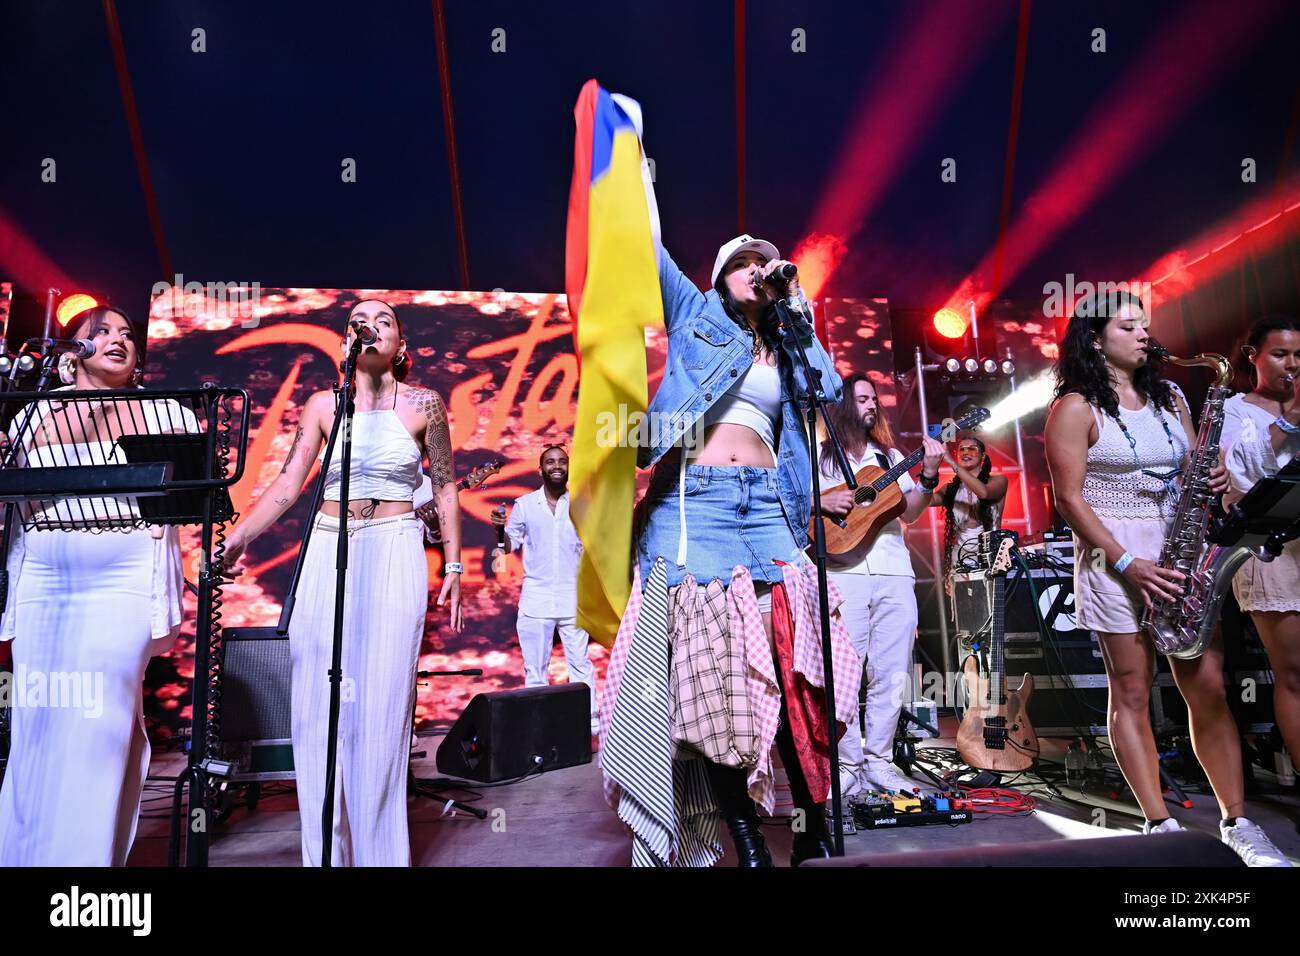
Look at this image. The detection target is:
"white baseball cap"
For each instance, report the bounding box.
[711,234,780,287]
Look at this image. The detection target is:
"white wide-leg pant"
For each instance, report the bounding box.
[0,528,155,866]
[290,513,427,867]
[516,613,597,718]
[826,571,918,774]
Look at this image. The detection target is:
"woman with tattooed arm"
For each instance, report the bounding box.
[222,298,461,866]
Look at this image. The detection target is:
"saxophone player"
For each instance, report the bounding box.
[1045,292,1290,867]
[1221,315,1300,775]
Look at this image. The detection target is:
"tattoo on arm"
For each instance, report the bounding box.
[412,388,454,488]
[280,427,304,475]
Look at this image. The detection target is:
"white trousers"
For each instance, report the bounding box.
[0,528,155,866]
[827,571,918,772]
[516,613,597,717]
[290,514,427,867]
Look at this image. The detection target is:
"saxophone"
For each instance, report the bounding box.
[1140,345,1251,659]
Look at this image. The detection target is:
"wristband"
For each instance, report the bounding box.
[1273,415,1300,436]
[444,561,464,574]
[1113,551,1136,574]
[917,471,940,492]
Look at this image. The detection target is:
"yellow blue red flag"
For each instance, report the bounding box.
[565,80,662,647]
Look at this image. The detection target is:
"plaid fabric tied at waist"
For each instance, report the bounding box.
[668,576,760,770]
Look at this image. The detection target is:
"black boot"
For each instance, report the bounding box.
[775,707,834,867]
[704,760,773,867]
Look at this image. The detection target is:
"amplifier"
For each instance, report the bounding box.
[950,564,1195,737]
[217,627,295,781]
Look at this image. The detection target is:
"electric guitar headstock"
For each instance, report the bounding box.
[417,458,505,540]
[979,529,1017,577]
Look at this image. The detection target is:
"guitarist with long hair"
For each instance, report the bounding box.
[817,373,945,796]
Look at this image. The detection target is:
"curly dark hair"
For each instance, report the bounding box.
[1232,314,1300,392]
[940,436,994,583]
[1053,290,1175,417]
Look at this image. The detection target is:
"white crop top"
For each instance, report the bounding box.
[321,409,423,502]
[699,362,782,456]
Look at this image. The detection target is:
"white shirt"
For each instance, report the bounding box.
[504,488,584,618]
[1221,392,1300,506]
[818,442,916,577]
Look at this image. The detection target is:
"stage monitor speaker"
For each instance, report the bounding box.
[436,684,592,782]
[800,830,1243,867]
[218,626,294,781]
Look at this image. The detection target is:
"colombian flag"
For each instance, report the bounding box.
[566,80,662,648]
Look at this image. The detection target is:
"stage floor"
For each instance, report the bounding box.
[128,728,1300,867]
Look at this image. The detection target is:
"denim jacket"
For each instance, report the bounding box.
[639,247,843,549]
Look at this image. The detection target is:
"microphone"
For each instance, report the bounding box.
[41,338,98,359]
[349,319,378,345]
[764,262,798,283]
[494,502,508,551]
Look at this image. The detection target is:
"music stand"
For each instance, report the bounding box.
[0,386,249,867]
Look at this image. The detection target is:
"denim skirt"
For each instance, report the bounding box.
[637,464,809,590]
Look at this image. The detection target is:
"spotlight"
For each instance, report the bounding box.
[982,358,998,375]
[963,358,979,374]
[56,293,99,328]
[944,357,961,374]
[932,307,968,340]
[1001,358,1016,376]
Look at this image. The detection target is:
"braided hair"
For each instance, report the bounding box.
[940,436,995,583]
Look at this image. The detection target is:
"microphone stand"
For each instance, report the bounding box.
[315,335,364,866]
[773,292,856,855]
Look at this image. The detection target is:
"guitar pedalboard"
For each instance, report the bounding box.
[849,790,975,829]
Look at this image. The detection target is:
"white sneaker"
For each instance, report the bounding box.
[1220,817,1292,867]
[1143,818,1185,834]
[863,763,919,794]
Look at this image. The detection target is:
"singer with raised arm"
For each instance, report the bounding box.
[1045,292,1288,866]
[1220,315,1300,779]
[604,233,860,869]
[490,444,597,731]
[221,299,462,867]
[0,306,190,866]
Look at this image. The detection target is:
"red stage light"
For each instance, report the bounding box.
[932,307,968,340]
[56,293,99,327]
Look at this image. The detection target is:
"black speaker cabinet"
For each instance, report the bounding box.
[218,626,294,781]
[436,684,592,782]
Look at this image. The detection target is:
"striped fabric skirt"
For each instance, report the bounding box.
[288,512,427,867]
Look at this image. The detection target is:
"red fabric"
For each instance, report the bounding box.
[770,578,842,804]
[564,78,598,363]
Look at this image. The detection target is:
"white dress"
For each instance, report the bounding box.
[1220,393,1300,613]
[0,392,188,866]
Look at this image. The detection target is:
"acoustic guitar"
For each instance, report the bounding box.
[813,406,989,555]
[956,531,1039,773]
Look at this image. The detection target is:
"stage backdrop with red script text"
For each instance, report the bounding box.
[142,288,899,740]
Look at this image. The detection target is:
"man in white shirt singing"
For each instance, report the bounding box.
[491,445,597,731]
[818,373,944,796]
